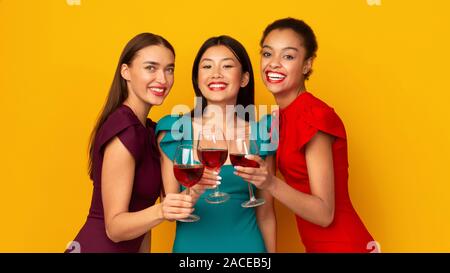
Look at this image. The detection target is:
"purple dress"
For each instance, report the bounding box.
[66,105,162,253]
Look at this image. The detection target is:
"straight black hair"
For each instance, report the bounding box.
[191,35,255,121]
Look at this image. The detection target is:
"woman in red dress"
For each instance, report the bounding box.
[234,18,376,252]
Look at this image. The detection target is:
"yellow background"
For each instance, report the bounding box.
[1,0,449,252]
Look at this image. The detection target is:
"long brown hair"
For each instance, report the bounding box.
[88,33,175,178]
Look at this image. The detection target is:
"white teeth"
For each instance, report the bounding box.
[209,84,227,89]
[267,72,286,79]
[149,87,164,93]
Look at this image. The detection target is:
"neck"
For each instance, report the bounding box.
[123,95,151,126]
[200,101,238,134]
[203,99,237,119]
[274,84,306,109]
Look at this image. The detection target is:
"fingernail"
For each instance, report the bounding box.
[213,171,219,175]
[244,155,251,159]
[216,181,221,185]
[217,176,222,180]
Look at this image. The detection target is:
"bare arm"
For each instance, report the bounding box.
[255,155,277,253]
[102,137,194,243]
[235,131,335,227]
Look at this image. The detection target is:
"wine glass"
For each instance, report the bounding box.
[197,126,229,204]
[229,137,265,208]
[173,144,204,222]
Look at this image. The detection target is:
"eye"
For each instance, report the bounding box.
[166,67,175,74]
[201,64,212,69]
[261,51,271,58]
[223,64,234,69]
[145,65,156,72]
[283,55,294,60]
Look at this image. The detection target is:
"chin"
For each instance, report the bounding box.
[265,86,283,95]
[204,94,227,103]
[146,96,165,106]
[150,99,164,106]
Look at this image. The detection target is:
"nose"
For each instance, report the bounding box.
[156,69,167,84]
[268,55,281,69]
[211,66,223,79]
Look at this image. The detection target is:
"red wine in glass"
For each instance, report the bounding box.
[198,148,228,169]
[230,153,260,168]
[197,127,229,204]
[173,164,204,188]
[173,144,204,222]
[229,138,265,208]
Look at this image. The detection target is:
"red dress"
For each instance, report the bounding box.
[276,91,374,253]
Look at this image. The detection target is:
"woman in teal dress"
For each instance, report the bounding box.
[156,36,277,253]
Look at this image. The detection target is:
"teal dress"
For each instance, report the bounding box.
[156,114,276,253]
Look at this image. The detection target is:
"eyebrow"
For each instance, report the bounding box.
[200,57,236,62]
[143,61,175,67]
[143,61,160,65]
[262,45,299,51]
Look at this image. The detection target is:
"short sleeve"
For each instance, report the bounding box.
[117,125,145,162]
[297,104,347,150]
[257,114,278,157]
[155,114,191,161]
[95,106,145,162]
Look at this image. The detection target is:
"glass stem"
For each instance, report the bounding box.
[247,182,256,201]
[213,167,221,196]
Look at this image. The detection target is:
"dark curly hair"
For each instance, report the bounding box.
[260,17,318,80]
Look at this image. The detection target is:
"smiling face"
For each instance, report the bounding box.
[197,45,249,106]
[260,28,312,96]
[121,45,175,106]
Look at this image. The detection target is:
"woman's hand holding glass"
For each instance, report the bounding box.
[190,168,222,202]
[160,193,195,222]
[230,138,266,208]
[233,154,275,192]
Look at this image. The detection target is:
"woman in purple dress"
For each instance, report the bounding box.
[65,33,194,253]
